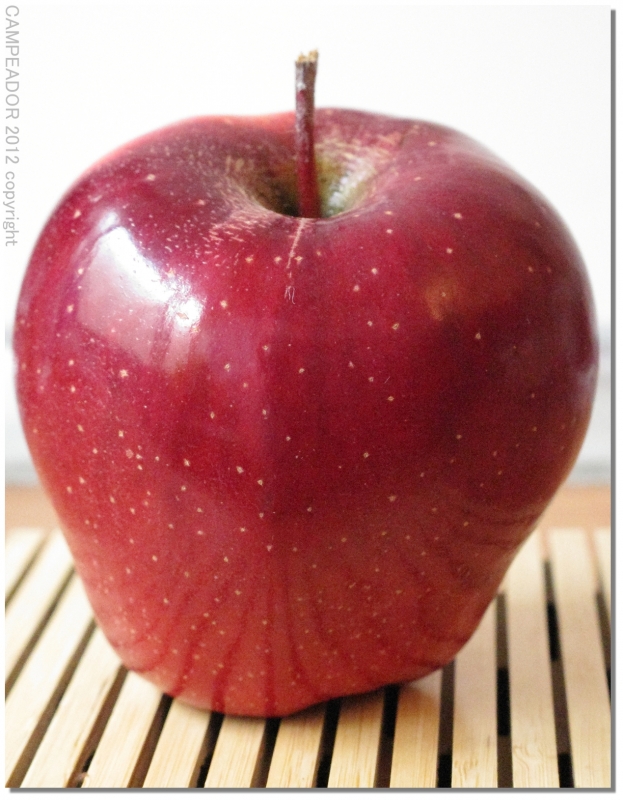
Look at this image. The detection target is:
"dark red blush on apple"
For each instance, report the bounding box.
[14,96,597,716]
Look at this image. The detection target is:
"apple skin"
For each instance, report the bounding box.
[14,109,597,717]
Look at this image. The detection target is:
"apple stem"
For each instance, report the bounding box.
[295,50,321,218]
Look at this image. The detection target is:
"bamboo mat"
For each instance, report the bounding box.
[5,525,611,789]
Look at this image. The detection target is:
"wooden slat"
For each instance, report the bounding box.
[327,689,385,788]
[266,703,326,788]
[5,574,94,785]
[5,527,44,598]
[5,529,74,678]
[81,671,164,788]
[143,700,211,788]
[549,529,611,788]
[204,715,267,788]
[451,601,497,788]
[390,670,442,788]
[593,528,611,624]
[21,628,122,788]
[505,532,558,787]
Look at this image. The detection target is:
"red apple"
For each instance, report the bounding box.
[14,92,597,716]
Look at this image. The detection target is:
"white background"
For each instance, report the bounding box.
[5,1,612,483]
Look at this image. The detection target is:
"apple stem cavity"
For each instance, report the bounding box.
[295,50,321,218]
